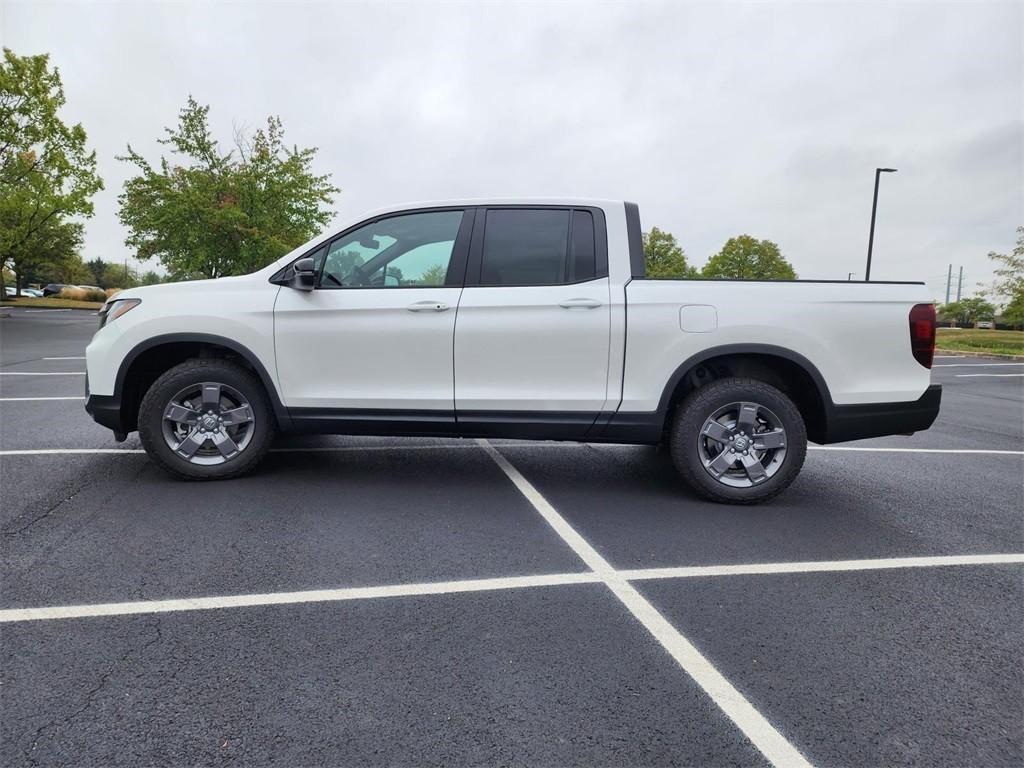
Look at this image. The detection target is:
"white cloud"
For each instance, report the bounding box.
[5,0,1021,297]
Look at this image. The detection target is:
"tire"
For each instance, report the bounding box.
[669,377,807,504]
[138,358,275,480]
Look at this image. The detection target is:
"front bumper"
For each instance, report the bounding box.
[820,384,942,444]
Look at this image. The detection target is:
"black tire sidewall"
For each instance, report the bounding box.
[670,377,807,504]
[138,359,274,480]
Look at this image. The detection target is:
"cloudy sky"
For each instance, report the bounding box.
[4,1,1021,298]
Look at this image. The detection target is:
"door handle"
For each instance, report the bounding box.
[406,300,449,312]
[558,298,602,310]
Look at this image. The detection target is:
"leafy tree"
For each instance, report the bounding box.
[420,263,448,286]
[139,270,165,286]
[0,49,103,295]
[702,235,797,280]
[84,257,138,288]
[939,297,996,326]
[118,97,339,279]
[1001,292,1024,329]
[987,226,1024,328]
[2,216,83,291]
[642,227,696,278]
[85,257,106,285]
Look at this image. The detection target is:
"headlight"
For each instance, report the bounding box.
[98,298,141,329]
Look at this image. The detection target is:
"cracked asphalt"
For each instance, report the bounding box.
[1,307,1022,767]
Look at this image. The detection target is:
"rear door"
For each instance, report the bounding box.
[273,208,472,412]
[453,206,612,434]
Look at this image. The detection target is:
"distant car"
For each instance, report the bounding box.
[20,288,43,297]
[976,321,993,329]
[42,283,67,296]
[4,287,16,298]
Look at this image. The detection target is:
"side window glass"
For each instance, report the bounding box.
[569,210,596,282]
[481,209,570,286]
[319,211,463,288]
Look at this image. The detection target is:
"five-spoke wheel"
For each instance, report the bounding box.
[161,382,256,464]
[138,359,274,479]
[698,401,788,487]
[670,377,807,504]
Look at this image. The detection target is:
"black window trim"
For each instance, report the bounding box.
[270,206,477,290]
[464,204,609,288]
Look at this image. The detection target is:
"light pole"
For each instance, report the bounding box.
[865,167,897,281]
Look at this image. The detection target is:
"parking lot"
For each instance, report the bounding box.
[1,306,1022,767]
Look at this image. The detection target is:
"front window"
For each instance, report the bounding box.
[318,210,464,288]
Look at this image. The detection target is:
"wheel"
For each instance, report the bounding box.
[669,377,807,504]
[138,359,275,480]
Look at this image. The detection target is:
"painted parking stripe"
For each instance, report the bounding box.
[0,371,85,376]
[954,373,1024,378]
[478,439,812,768]
[808,446,1023,455]
[23,309,72,313]
[0,572,602,623]
[933,363,1024,367]
[3,553,1020,624]
[1,444,1021,457]
[619,553,1024,581]
[0,396,86,402]
[43,356,86,360]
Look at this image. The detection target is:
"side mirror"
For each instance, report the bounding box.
[288,257,316,291]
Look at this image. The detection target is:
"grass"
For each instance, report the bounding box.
[1,297,104,310]
[935,328,1024,357]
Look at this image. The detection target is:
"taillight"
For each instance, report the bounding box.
[909,303,936,369]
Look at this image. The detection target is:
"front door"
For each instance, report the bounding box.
[274,209,471,413]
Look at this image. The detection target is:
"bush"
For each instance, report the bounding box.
[105,288,122,299]
[58,287,107,302]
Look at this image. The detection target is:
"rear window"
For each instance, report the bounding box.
[480,208,597,286]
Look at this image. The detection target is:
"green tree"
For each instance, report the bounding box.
[419,263,448,286]
[85,256,106,285]
[702,235,797,280]
[642,226,696,278]
[139,270,165,286]
[1001,292,1024,329]
[939,297,996,326]
[0,49,103,295]
[118,96,339,279]
[3,216,83,292]
[987,226,1024,328]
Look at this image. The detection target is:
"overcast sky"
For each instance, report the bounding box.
[3,0,1021,297]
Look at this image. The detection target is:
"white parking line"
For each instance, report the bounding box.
[0,371,85,376]
[0,396,86,402]
[955,373,1024,378]
[619,553,1024,581]
[5,554,1019,624]
[43,356,86,360]
[0,571,602,623]
[933,363,1024,367]
[23,309,71,313]
[478,439,812,768]
[808,446,1023,455]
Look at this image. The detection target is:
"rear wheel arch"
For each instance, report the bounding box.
[657,344,831,443]
[114,334,289,433]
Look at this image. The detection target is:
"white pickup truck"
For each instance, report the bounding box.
[86,199,941,503]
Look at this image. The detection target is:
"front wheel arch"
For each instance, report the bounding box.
[115,334,290,434]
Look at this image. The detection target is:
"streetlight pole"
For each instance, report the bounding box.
[865,167,897,281]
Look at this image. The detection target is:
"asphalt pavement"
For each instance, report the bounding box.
[1,305,1022,767]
